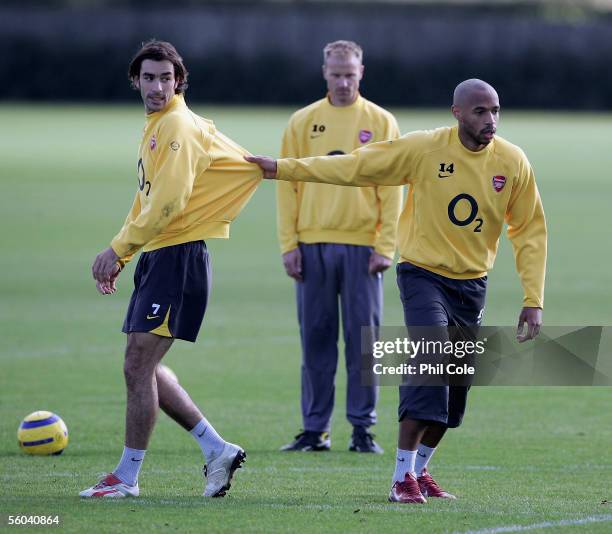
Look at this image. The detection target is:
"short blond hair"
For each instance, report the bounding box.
[323,40,363,64]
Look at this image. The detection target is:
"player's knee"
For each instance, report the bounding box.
[123,339,155,385]
[123,358,148,387]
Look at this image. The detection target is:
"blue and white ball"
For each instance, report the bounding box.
[18,411,69,455]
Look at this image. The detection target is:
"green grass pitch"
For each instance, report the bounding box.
[1,105,611,533]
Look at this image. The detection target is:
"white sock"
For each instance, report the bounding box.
[392,448,417,483]
[113,446,146,486]
[415,443,436,475]
[190,418,225,461]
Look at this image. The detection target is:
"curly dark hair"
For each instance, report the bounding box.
[128,39,189,94]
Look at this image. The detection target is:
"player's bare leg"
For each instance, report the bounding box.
[420,423,447,448]
[398,418,428,450]
[415,422,456,499]
[79,332,172,498]
[124,333,174,449]
[155,353,246,497]
[156,365,203,430]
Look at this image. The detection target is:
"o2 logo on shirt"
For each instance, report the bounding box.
[448,193,483,233]
[137,158,152,196]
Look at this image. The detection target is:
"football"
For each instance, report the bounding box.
[17,411,69,455]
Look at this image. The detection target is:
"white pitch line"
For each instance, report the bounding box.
[455,514,612,534]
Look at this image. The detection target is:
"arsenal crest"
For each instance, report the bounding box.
[359,129,373,143]
[492,175,506,192]
[150,135,157,151]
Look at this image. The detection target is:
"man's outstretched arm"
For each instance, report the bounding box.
[246,136,415,187]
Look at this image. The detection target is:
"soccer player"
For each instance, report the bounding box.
[246,79,547,503]
[277,41,402,454]
[81,40,262,498]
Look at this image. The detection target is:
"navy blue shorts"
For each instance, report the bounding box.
[396,262,487,428]
[122,241,211,343]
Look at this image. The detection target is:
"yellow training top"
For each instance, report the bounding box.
[111,94,263,264]
[276,126,547,308]
[277,95,403,259]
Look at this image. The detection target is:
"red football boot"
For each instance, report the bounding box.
[388,472,427,504]
[417,468,457,499]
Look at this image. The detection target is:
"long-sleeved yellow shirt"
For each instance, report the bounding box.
[111,94,263,264]
[277,126,547,308]
[277,95,403,259]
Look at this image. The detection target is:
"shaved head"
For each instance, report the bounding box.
[451,79,500,151]
[453,79,498,108]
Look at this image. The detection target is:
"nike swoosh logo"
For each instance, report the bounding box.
[417,452,427,458]
[147,314,160,320]
[437,174,450,178]
[131,458,142,462]
[197,428,207,438]
[310,134,323,139]
[397,457,405,462]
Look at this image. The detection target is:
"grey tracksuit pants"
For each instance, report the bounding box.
[296,243,382,432]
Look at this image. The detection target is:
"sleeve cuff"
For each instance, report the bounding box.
[374,245,395,261]
[280,241,299,255]
[523,296,543,308]
[110,240,132,263]
[276,160,292,181]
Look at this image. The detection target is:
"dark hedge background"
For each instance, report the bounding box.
[3,3,612,108]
